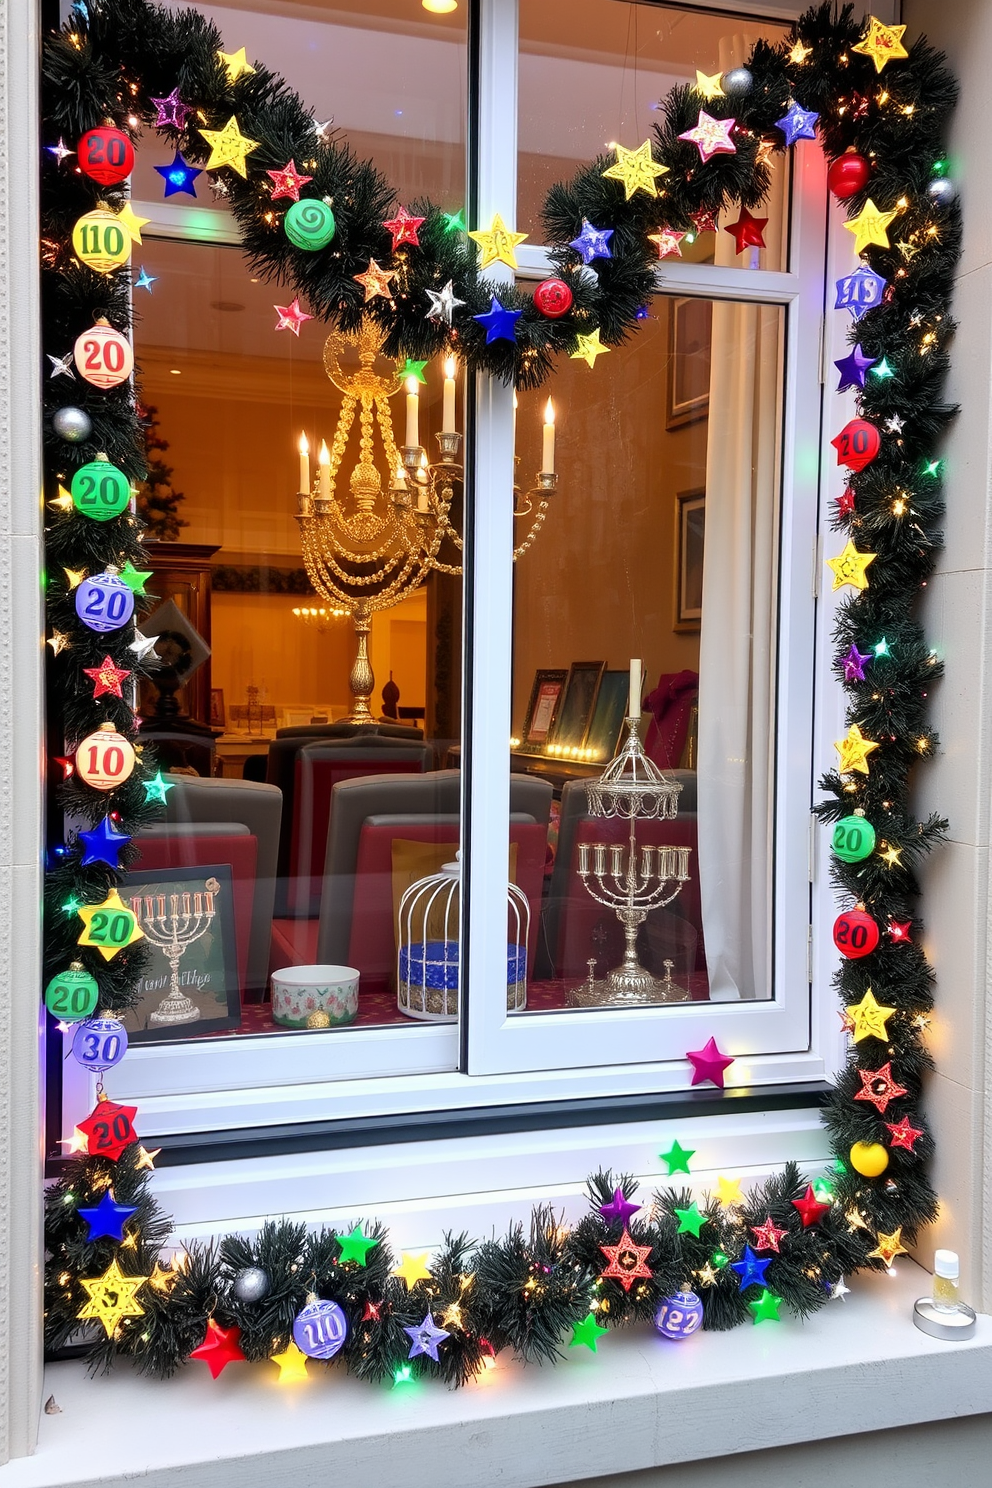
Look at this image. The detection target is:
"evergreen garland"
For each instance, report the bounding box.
[40,2,958,1387]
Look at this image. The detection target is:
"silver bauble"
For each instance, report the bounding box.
[722,67,753,93]
[52,406,92,443]
[232,1266,270,1303]
[927,177,957,205]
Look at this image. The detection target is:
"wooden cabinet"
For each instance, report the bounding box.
[138,541,219,729]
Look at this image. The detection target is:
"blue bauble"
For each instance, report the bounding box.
[71,1015,128,1072]
[654,1290,704,1340]
[74,568,135,634]
[292,1297,348,1359]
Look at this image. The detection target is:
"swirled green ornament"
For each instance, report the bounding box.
[284,198,336,251]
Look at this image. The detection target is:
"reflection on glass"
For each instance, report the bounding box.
[510,292,783,1010]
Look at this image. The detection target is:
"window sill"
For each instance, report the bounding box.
[10,1263,992,1488]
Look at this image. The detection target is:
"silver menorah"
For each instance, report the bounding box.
[570,717,692,1006]
[128,877,219,1026]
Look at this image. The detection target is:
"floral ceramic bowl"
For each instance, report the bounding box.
[271,964,360,1029]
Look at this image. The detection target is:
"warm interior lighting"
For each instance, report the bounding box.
[169,368,181,375]
[298,431,309,454]
[318,439,330,465]
[444,354,456,380]
[423,0,457,10]
[405,376,419,395]
[544,398,555,427]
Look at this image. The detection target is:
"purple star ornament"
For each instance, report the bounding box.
[834,345,877,392]
[685,1036,735,1088]
[569,218,613,265]
[834,266,887,322]
[599,1188,641,1226]
[150,87,192,131]
[776,102,819,146]
[841,644,872,682]
[403,1311,450,1363]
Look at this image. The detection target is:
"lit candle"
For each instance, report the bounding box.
[542,398,555,475]
[318,440,331,500]
[416,452,429,512]
[405,376,420,448]
[298,431,310,494]
[512,388,518,447]
[442,355,456,434]
[629,658,641,719]
[394,460,408,489]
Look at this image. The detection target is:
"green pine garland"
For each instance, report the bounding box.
[41,2,958,1384]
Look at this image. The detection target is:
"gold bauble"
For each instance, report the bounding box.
[849,1141,889,1177]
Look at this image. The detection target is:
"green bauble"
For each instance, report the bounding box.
[44,962,99,1022]
[832,814,876,863]
[70,454,131,521]
[284,198,336,251]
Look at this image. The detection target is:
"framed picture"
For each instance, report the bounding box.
[675,489,706,631]
[665,296,712,428]
[119,864,241,1042]
[549,662,606,751]
[210,688,225,729]
[584,670,631,763]
[521,668,567,749]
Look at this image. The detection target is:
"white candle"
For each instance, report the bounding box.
[629,658,641,718]
[405,376,420,448]
[394,460,408,489]
[542,398,555,475]
[298,431,310,494]
[512,389,518,447]
[442,355,456,434]
[317,439,331,500]
[416,453,429,512]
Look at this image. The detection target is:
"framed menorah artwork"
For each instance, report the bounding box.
[119,864,241,1042]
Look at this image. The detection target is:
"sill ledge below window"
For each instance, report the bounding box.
[11,1266,991,1488]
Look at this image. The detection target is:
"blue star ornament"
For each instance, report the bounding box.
[730,1245,772,1291]
[154,149,202,199]
[776,101,819,146]
[835,265,887,322]
[78,816,132,869]
[134,267,158,292]
[403,1311,450,1363]
[834,345,878,392]
[473,296,524,345]
[78,1190,138,1243]
[569,218,614,265]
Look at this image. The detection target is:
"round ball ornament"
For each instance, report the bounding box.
[927,177,957,205]
[77,127,134,186]
[292,1296,348,1359]
[849,1141,889,1178]
[833,906,880,960]
[70,454,131,521]
[44,962,99,1023]
[533,278,574,318]
[71,207,131,275]
[232,1267,271,1304]
[833,418,880,473]
[74,567,135,634]
[827,152,871,200]
[722,67,753,93]
[832,814,876,863]
[283,198,336,251]
[73,320,133,389]
[71,1016,128,1073]
[52,406,93,444]
[76,722,136,791]
[654,1290,704,1340]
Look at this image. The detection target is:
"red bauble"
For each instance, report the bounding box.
[533,278,573,318]
[833,906,880,959]
[831,418,880,472]
[77,128,134,186]
[827,152,871,200]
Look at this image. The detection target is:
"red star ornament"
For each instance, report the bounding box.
[689,207,719,235]
[792,1185,831,1228]
[77,1095,139,1161]
[751,1216,789,1253]
[383,205,426,251]
[835,488,856,518]
[266,160,313,202]
[854,1062,908,1115]
[361,1299,383,1322]
[685,1036,735,1088]
[83,655,132,700]
[724,207,767,256]
[885,1115,924,1152]
[887,920,912,944]
[599,1227,653,1292]
[274,299,313,336]
[190,1320,246,1378]
[53,753,76,780]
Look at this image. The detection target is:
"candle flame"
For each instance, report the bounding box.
[444,355,456,380]
[395,461,407,484]
[318,439,330,465]
[298,431,309,454]
[544,398,555,426]
[405,376,419,395]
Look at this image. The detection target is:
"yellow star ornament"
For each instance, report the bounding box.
[217,45,256,83]
[694,69,725,101]
[393,1251,432,1289]
[77,888,144,961]
[468,213,528,270]
[270,1340,310,1382]
[77,1258,147,1337]
[846,989,896,1043]
[852,18,909,74]
[868,1227,908,1266]
[843,199,898,255]
[116,202,150,245]
[826,539,876,592]
[570,328,610,368]
[835,723,880,776]
[715,1175,745,1207]
[198,116,261,177]
[601,140,669,201]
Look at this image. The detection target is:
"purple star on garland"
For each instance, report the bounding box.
[599,1188,641,1226]
[473,296,523,344]
[403,1311,450,1363]
[776,101,819,146]
[569,218,613,265]
[834,345,877,392]
[841,643,872,683]
[150,87,192,131]
[730,1245,772,1291]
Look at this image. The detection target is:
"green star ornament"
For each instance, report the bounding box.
[400,358,428,385]
[660,1140,695,1175]
[442,208,466,233]
[570,1313,609,1352]
[749,1288,782,1324]
[337,1224,376,1265]
[143,772,174,805]
[120,561,152,596]
[674,1202,707,1237]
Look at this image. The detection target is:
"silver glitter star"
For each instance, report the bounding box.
[425,279,466,326]
[312,118,335,144]
[47,352,75,380]
[47,138,74,166]
[829,1278,850,1301]
[883,414,904,434]
[208,176,230,200]
[128,629,160,663]
[908,310,923,327]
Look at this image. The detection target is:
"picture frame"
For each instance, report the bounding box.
[549,662,606,751]
[521,668,567,749]
[675,489,706,631]
[209,687,225,729]
[119,864,241,1042]
[584,669,631,763]
[665,296,712,429]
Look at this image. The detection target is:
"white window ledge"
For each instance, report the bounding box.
[4,1263,990,1488]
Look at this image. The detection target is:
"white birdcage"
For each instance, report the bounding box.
[396,854,529,1021]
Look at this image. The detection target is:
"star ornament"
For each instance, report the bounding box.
[868,1227,908,1266]
[425,279,465,325]
[154,149,201,198]
[383,205,426,250]
[601,139,669,201]
[835,345,877,392]
[694,69,725,101]
[83,655,132,700]
[78,1189,138,1243]
[217,45,256,83]
[134,267,157,292]
[888,920,912,944]
[835,488,856,518]
[678,109,737,164]
[191,1320,246,1378]
[77,1096,139,1160]
[274,299,313,336]
[353,258,396,302]
[570,328,610,368]
[267,160,313,202]
[599,1228,653,1291]
[468,213,528,270]
[569,218,613,265]
[826,540,876,592]
[119,561,152,595]
[570,1313,609,1352]
[47,137,74,165]
[834,723,880,776]
[855,1061,908,1115]
[846,988,896,1043]
[78,815,131,869]
[198,116,260,177]
[473,296,523,345]
[647,228,686,260]
[731,1245,771,1291]
[835,265,887,321]
[751,1216,789,1254]
[337,1224,377,1266]
[77,1257,146,1337]
[852,18,909,73]
[886,1115,924,1152]
[776,101,819,146]
[659,1140,694,1175]
[393,1252,432,1289]
[116,203,150,246]
[78,889,144,961]
[151,87,192,130]
[844,198,898,255]
[674,1202,707,1238]
[841,644,872,682]
[271,1340,309,1382]
[686,1036,735,1088]
[715,1175,745,1207]
[599,1188,641,1226]
[749,1288,782,1324]
[792,1185,831,1228]
[404,1311,450,1362]
[725,207,767,255]
[143,772,175,805]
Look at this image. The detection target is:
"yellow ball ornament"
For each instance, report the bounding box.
[71,206,131,274]
[849,1141,889,1177]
